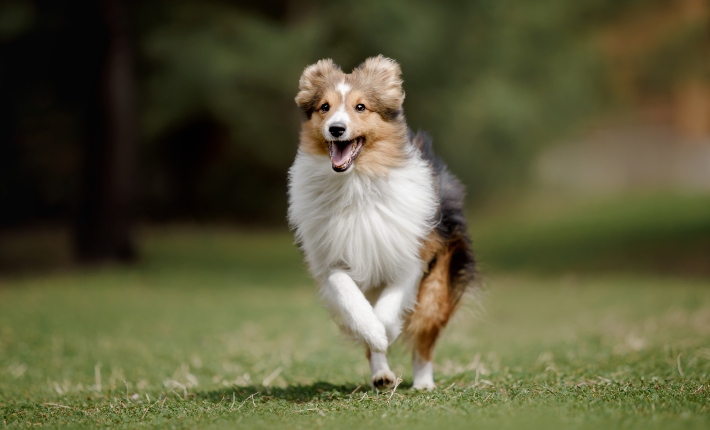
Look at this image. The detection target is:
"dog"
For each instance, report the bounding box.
[288,55,475,390]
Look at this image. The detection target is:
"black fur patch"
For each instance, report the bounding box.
[381,108,403,122]
[411,130,476,305]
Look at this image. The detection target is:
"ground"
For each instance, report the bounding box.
[1,194,709,429]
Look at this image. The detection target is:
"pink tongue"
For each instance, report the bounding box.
[331,141,352,166]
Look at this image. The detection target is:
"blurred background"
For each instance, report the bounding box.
[0,0,708,276]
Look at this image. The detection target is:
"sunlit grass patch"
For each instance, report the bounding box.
[2,262,709,428]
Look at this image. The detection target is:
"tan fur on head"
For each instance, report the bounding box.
[352,55,405,118]
[294,56,409,175]
[295,59,343,118]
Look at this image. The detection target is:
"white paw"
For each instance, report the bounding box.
[371,369,396,390]
[412,380,436,390]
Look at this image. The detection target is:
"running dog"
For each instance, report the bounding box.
[288,55,475,390]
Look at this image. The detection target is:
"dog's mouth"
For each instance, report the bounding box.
[327,137,365,172]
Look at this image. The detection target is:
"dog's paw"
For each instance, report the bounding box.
[412,380,436,391]
[371,369,396,391]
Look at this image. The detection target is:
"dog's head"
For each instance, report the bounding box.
[295,56,408,174]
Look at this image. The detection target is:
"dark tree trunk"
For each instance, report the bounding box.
[74,0,137,263]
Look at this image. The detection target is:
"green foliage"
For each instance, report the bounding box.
[3,0,698,222]
[141,2,322,168]
[139,0,633,210]
[0,0,34,42]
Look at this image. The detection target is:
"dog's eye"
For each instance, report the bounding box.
[355,104,366,112]
[320,103,330,113]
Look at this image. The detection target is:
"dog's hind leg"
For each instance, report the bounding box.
[406,249,454,390]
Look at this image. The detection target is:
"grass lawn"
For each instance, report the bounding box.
[1,194,710,428]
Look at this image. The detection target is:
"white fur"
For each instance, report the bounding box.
[373,268,422,343]
[288,145,437,349]
[325,107,352,140]
[322,271,388,352]
[337,81,351,98]
[324,80,353,140]
[412,350,435,390]
[369,351,391,375]
[288,146,436,287]
[369,351,396,389]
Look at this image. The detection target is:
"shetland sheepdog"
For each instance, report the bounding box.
[288,55,475,390]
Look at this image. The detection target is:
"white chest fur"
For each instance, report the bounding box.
[288,149,437,289]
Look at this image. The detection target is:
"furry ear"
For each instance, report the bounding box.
[295,59,341,118]
[354,55,405,112]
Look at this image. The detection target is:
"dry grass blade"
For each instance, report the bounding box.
[262,367,283,387]
[387,376,403,405]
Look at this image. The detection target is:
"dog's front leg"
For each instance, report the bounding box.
[321,271,388,353]
[373,268,421,344]
[368,268,422,390]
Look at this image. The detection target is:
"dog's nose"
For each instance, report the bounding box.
[329,123,346,138]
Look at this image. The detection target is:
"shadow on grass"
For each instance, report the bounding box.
[197,380,414,404]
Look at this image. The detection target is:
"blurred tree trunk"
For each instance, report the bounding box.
[74,0,137,263]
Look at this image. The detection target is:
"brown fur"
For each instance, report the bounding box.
[406,244,454,361]
[407,226,473,361]
[295,56,409,176]
[419,230,444,264]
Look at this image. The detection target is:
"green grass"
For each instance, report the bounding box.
[2,194,710,428]
[474,193,710,275]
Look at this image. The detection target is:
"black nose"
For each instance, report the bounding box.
[329,123,346,138]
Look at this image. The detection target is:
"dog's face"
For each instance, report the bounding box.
[295,56,408,174]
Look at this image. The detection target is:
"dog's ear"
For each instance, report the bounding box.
[295,59,341,118]
[354,55,405,117]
